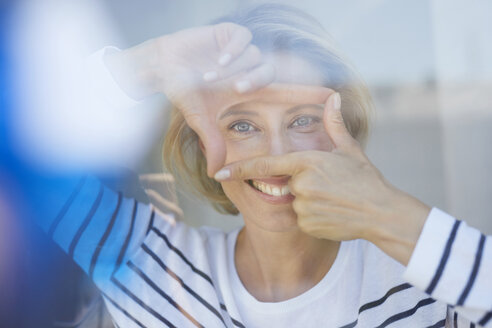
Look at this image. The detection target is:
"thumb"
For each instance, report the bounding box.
[195,120,227,177]
[323,92,357,150]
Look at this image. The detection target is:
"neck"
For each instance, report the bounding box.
[235,222,340,302]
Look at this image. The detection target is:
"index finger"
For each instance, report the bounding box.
[214,152,305,181]
[214,23,253,66]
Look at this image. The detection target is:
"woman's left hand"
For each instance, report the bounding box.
[214,92,431,266]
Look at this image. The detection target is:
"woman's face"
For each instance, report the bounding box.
[218,53,334,232]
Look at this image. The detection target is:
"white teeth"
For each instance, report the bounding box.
[250,180,291,197]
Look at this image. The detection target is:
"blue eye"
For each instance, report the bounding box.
[231,121,255,133]
[291,116,316,127]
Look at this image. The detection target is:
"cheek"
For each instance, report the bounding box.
[220,180,247,206]
[224,138,266,164]
[290,131,334,152]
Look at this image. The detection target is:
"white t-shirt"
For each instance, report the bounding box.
[35,175,491,327]
[225,229,444,328]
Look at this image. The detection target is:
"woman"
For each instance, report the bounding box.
[28,3,491,328]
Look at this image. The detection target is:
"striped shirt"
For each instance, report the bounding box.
[32,175,491,327]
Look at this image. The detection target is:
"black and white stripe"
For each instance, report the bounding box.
[479,311,492,326]
[418,215,492,328]
[112,199,138,275]
[340,283,413,328]
[150,226,214,286]
[89,192,122,278]
[374,298,437,328]
[140,243,227,326]
[48,176,87,237]
[38,178,491,328]
[145,225,244,327]
[457,234,486,306]
[426,220,462,295]
[340,283,443,328]
[68,184,104,258]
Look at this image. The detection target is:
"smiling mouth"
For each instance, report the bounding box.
[247,179,291,196]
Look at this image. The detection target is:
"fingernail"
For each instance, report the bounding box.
[218,53,232,66]
[203,71,218,82]
[332,92,341,111]
[214,169,230,181]
[235,80,251,93]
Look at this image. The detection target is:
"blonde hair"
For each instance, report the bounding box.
[163,3,373,215]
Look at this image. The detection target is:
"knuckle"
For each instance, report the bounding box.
[248,45,261,61]
[214,24,231,48]
[297,215,311,231]
[232,27,252,47]
[300,185,315,199]
[294,196,311,215]
[289,179,301,194]
[292,199,304,214]
[234,164,245,179]
[241,28,253,42]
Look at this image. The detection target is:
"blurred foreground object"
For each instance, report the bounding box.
[8,0,162,172]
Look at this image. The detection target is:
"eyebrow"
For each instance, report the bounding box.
[219,109,259,120]
[219,104,323,120]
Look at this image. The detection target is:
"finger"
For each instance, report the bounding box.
[234,63,276,93]
[323,92,359,150]
[214,152,304,181]
[203,44,262,83]
[297,216,334,239]
[188,115,227,177]
[214,23,252,66]
[200,128,227,177]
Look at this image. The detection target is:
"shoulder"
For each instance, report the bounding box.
[343,238,410,298]
[197,225,236,254]
[343,239,447,325]
[351,238,407,281]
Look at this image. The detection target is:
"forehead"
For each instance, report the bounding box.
[264,52,325,85]
[222,53,326,116]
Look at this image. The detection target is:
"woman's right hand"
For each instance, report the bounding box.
[106,23,275,176]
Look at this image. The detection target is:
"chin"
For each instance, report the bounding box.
[242,203,300,232]
[264,207,298,229]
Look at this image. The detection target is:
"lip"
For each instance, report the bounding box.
[251,175,290,186]
[245,179,295,205]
